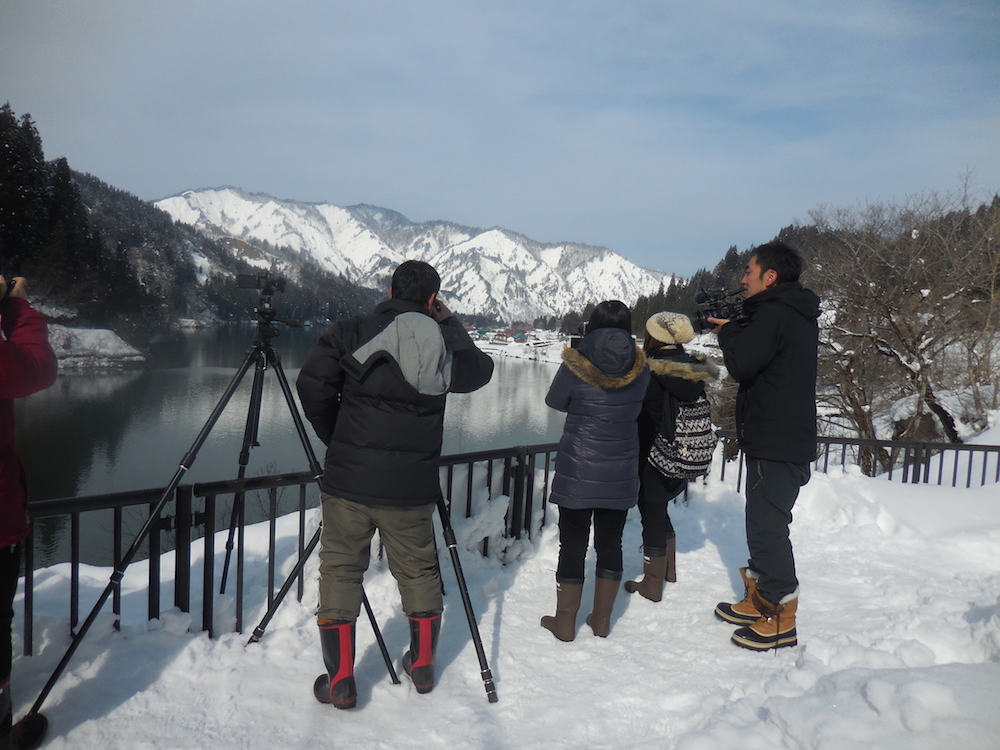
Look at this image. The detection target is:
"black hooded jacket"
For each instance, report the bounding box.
[296,298,494,506]
[717,281,820,464]
[638,346,720,458]
[545,327,650,511]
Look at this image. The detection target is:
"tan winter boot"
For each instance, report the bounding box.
[665,536,677,583]
[624,551,668,602]
[731,589,799,651]
[585,569,622,637]
[540,580,584,642]
[714,567,761,626]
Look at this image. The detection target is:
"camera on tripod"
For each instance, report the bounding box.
[237,272,286,295]
[692,287,749,331]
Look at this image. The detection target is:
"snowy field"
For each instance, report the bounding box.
[10,430,1000,749]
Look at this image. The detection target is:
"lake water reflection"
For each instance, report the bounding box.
[16,325,566,565]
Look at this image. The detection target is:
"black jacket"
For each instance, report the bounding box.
[545,327,649,511]
[296,299,494,506]
[717,281,820,464]
[638,346,720,458]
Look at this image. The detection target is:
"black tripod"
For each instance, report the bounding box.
[26,274,397,721]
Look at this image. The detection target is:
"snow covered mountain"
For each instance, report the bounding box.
[156,187,674,322]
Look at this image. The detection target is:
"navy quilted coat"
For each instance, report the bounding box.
[545,327,649,511]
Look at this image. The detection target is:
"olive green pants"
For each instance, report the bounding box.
[317,493,443,621]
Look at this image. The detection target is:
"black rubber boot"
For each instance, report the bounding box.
[402,612,441,694]
[313,620,358,709]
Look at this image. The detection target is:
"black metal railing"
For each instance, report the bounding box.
[21,443,559,654]
[21,433,1000,654]
[718,431,1000,490]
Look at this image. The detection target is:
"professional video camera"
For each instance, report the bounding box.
[692,287,749,331]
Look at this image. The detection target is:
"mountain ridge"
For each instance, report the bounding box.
[156,187,678,323]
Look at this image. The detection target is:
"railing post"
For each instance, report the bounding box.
[511,446,527,539]
[71,513,80,632]
[148,501,161,622]
[297,484,306,602]
[113,507,122,628]
[202,493,216,637]
[524,451,537,539]
[175,485,193,613]
[267,487,277,609]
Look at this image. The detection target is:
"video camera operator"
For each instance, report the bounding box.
[707,242,819,651]
[1,276,57,749]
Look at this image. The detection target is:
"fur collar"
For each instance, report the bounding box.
[647,354,720,383]
[561,346,647,390]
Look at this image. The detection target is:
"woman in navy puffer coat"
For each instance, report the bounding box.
[541,301,648,641]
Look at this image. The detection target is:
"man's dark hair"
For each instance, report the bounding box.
[753,241,803,284]
[588,300,632,333]
[391,260,441,304]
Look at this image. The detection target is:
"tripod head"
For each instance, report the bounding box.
[237,272,295,344]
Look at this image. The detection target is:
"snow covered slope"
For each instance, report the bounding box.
[156,187,674,322]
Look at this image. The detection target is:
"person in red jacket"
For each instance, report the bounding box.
[0,276,57,750]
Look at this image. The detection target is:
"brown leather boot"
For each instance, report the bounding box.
[665,537,677,583]
[714,567,761,625]
[624,552,668,602]
[540,580,583,642]
[731,590,799,651]
[585,569,622,637]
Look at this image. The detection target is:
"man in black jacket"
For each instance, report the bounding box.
[296,260,494,707]
[708,242,820,651]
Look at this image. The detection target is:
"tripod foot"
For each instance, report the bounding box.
[12,712,48,750]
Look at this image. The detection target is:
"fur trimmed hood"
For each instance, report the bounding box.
[561,344,647,390]
[647,353,719,383]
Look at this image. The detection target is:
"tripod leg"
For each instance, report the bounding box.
[246,351,399,684]
[434,495,499,703]
[266,347,324,477]
[221,351,267,594]
[29,346,258,717]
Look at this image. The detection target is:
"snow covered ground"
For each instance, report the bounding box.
[10,431,1000,749]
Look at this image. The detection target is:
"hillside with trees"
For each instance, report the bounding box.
[0,104,379,346]
[627,187,1000,451]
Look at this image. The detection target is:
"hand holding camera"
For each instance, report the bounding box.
[0,275,28,302]
[430,296,452,323]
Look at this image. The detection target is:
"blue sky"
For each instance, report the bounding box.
[2,0,998,275]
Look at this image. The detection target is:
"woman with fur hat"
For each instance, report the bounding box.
[624,311,718,601]
[540,301,649,641]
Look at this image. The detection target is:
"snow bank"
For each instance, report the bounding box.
[47,325,145,369]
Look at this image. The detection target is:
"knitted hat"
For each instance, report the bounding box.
[646,311,695,345]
